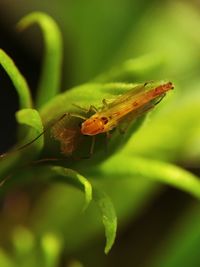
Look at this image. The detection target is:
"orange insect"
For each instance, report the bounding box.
[0,81,174,158]
[55,80,173,155]
[81,81,174,136]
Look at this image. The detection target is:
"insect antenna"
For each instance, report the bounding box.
[0,152,92,188]
[0,157,66,188]
[0,113,68,159]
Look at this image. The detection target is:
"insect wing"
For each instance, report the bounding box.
[108,83,146,107]
[108,81,169,109]
[51,114,82,155]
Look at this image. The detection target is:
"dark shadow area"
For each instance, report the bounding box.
[0,11,40,153]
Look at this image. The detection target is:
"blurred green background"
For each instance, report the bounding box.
[0,0,200,266]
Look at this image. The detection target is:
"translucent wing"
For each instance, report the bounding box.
[51,114,81,155]
[107,83,146,108]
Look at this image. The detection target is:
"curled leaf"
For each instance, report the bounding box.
[17,12,63,108]
[45,166,92,210]
[0,49,32,109]
[93,188,117,254]
[15,108,44,157]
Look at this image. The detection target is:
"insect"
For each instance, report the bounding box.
[0,81,174,158]
[81,81,174,135]
[51,80,174,156]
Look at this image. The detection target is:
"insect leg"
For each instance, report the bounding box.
[89,136,96,156]
[102,99,109,108]
[69,112,88,120]
[72,103,89,113]
[71,135,96,160]
[88,105,98,113]
[72,103,98,114]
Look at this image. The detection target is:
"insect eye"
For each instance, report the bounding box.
[100,117,109,124]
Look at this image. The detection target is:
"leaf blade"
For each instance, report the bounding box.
[0,49,32,109]
[87,154,200,199]
[15,108,44,157]
[17,12,63,108]
[93,188,117,254]
[47,166,92,209]
[0,108,43,181]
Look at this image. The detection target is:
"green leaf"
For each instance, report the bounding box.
[0,49,32,109]
[0,109,43,181]
[26,169,155,255]
[17,12,63,108]
[87,154,200,199]
[93,188,117,254]
[49,166,92,209]
[0,163,116,253]
[1,165,92,210]
[15,108,44,157]
[94,53,164,83]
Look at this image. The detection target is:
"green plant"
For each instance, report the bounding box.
[0,6,200,267]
